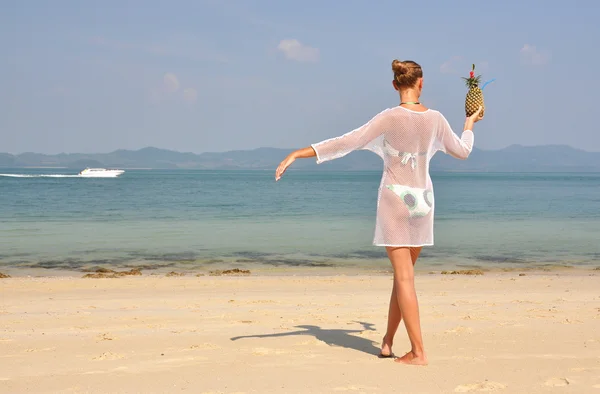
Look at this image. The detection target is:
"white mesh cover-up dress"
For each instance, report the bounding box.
[311,106,474,247]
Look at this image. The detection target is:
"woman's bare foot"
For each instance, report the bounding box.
[379,335,393,357]
[394,350,428,365]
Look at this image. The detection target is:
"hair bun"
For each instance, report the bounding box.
[391,59,423,88]
[392,59,408,75]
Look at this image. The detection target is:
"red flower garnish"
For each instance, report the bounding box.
[469,71,475,78]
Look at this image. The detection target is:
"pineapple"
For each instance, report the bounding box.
[462,64,485,118]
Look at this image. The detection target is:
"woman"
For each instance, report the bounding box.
[275,59,483,365]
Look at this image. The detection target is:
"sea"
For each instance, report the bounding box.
[1,168,599,276]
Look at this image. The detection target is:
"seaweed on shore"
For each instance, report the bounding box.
[208,268,251,276]
[441,269,484,276]
[0,272,10,279]
[166,271,185,277]
[82,268,142,278]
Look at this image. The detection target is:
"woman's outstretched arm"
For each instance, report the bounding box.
[275,146,315,181]
[275,108,391,181]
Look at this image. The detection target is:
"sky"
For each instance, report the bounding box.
[1,0,599,154]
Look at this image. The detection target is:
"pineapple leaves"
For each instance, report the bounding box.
[461,64,481,88]
[461,75,482,88]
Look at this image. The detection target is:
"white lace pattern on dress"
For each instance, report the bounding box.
[311,106,474,247]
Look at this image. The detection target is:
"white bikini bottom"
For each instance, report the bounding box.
[386,185,434,218]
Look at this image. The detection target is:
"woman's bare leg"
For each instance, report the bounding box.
[386,246,427,365]
[380,281,400,356]
[380,247,422,357]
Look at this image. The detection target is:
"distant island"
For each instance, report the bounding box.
[1,145,600,172]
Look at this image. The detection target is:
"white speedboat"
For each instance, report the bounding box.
[78,168,125,177]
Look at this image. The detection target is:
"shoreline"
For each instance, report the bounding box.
[1,263,598,279]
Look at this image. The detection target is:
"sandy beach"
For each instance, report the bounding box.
[1,270,599,393]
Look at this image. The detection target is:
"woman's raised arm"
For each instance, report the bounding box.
[435,107,483,159]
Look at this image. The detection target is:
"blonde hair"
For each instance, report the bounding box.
[391,59,423,88]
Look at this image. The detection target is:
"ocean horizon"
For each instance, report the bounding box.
[1,168,599,276]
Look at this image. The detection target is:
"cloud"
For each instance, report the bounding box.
[520,44,550,66]
[183,88,198,103]
[163,73,180,93]
[148,73,197,104]
[277,39,319,62]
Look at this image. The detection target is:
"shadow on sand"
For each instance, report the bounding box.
[231,321,381,356]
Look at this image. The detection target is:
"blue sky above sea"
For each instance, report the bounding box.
[1,0,599,154]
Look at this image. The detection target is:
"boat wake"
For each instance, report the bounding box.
[0,174,82,178]
[1,168,125,178]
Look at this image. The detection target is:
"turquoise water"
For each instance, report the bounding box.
[1,169,599,274]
